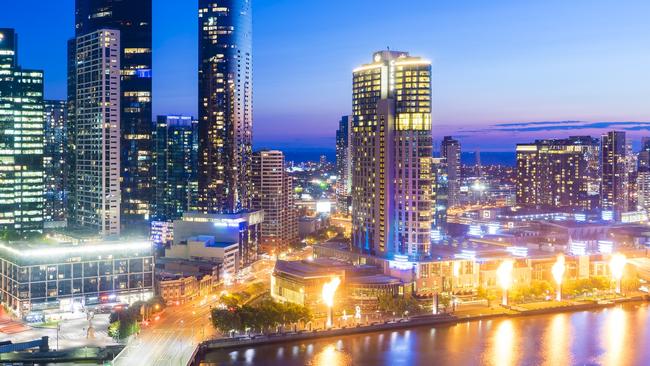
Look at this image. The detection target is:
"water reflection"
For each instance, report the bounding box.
[543,314,571,366]
[201,303,650,366]
[309,344,352,366]
[488,320,515,366]
[600,307,628,366]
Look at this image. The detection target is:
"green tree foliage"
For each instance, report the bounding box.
[210,300,312,334]
[562,277,610,296]
[377,294,421,315]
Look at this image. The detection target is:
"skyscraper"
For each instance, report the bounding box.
[351,51,433,259]
[432,157,448,231]
[601,131,628,217]
[75,0,153,226]
[335,115,352,215]
[153,115,199,222]
[516,137,600,210]
[0,28,45,237]
[73,29,121,236]
[44,100,68,228]
[251,150,297,254]
[441,136,461,208]
[198,0,253,214]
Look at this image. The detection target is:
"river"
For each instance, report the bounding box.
[199,302,650,365]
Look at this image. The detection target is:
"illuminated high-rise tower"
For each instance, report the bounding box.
[73,29,121,236]
[441,136,461,207]
[335,115,352,215]
[601,131,628,217]
[515,137,600,210]
[198,0,253,214]
[351,51,433,259]
[0,28,45,237]
[74,0,153,227]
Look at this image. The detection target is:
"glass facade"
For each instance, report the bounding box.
[198,0,253,214]
[44,100,67,227]
[0,28,45,237]
[0,241,153,317]
[153,115,199,222]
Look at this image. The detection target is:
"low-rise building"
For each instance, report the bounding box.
[165,235,239,275]
[171,211,263,270]
[0,240,154,318]
[271,258,404,312]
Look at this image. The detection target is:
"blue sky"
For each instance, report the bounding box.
[2,0,650,151]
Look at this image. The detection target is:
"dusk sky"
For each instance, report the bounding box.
[2,0,650,151]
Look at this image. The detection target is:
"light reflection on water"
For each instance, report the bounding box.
[201,303,650,366]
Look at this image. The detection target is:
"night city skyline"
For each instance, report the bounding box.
[3,1,650,365]
[2,0,650,151]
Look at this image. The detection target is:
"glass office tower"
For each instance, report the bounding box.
[153,115,199,222]
[44,100,68,227]
[198,0,253,214]
[0,28,45,237]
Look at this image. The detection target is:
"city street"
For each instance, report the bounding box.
[112,255,286,366]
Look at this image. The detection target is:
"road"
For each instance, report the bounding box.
[111,253,292,366]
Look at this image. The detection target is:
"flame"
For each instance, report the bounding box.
[496,260,514,291]
[609,253,626,281]
[551,254,566,285]
[322,277,341,308]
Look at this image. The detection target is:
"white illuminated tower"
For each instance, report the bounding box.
[73,29,121,236]
[351,51,433,259]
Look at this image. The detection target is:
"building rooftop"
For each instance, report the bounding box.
[0,239,152,265]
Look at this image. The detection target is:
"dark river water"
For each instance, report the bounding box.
[200,302,650,366]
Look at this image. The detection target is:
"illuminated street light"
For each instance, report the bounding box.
[322,277,341,328]
[609,253,627,294]
[496,260,514,306]
[551,254,566,301]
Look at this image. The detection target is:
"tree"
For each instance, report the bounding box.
[377,294,421,315]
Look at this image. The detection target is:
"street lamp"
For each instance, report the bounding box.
[551,254,566,301]
[322,277,341,329]
[496,260,514,306]
[609,253,626,294]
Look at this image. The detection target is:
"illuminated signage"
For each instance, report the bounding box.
[389,254,414,270]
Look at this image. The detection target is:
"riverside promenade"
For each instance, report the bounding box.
[189,294,649,365]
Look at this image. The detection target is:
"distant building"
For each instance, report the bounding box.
[335,116,352,215]
[441,136,461,208]
[351,50,433,259]
[0,28,45,237]
[44,100,67,228]
[251,150,298,254]
[198,0,253,215]
[637,171,650,211]
[432,157,448,231]
[70,29,121,237]
[601,131,628,216]
[153,115,199,222]
[516,136,600,211]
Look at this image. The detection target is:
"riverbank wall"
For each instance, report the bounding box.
[190,295,649,365]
